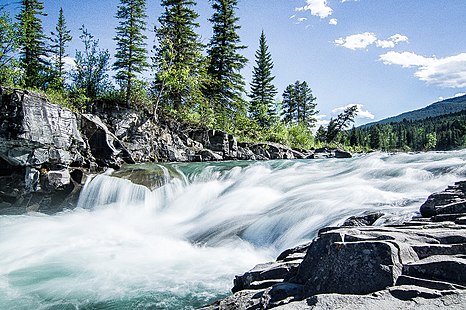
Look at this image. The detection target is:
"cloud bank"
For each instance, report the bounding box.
[380,52,466,88]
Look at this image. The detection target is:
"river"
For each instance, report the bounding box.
[1,151,466,309]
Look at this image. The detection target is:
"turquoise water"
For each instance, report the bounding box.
[1,151,466,309]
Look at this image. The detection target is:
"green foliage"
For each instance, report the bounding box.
[153,0,205,114]
[249,30,278,128]
[0,10,20,85]
[347,111,466,152]
[71,26,111,103]
[17,0,48,89]
[286,122,316,149]
[281,81,318,127]
[49,7,72,90]
[114,0,149,106]
[206,0,248,122]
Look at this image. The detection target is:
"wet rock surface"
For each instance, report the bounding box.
[203,181,466,309]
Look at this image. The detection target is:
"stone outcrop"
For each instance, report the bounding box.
[204,181,466,309]
[0,87,90,214]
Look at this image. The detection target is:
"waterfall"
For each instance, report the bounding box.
[1,151,466,309]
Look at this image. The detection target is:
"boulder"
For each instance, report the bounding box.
[420,181,466,217]
[250,142,298,160]
[294,235,403,296]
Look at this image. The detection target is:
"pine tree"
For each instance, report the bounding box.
[295,81,318,125]
[325,105,358,143]
[206,0,248,122]
[17,0,48,88]
[249,30,277,127]
[281,81,318,126]
[114,0,149,106]
[50,7,72,89]
[281,84,296,124]
[153,0,205,112]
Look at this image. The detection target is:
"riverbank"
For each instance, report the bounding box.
[0,86,350,214]
[203,181,466,309]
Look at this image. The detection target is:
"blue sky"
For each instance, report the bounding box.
[4,0,466,126]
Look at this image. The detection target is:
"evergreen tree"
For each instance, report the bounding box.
[295,81,318,125]
[0,10,20,85]
[281,81,318,127]
[153,0,205,113]
[50,7,72,89]
[206,0,248,123]
[249,30,277,127]
[71,26,111,103]
[281,84,296,124]
[114,0,149,106]
[325,105,358,143]
[17,0,48,88]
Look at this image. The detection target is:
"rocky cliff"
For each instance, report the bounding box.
[0,87,351,214]
[204,181,466,309]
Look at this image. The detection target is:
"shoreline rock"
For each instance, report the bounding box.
[204,181,466,309]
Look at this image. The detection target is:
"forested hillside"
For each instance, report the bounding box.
[342,110,466,151]
[362,95,466,127]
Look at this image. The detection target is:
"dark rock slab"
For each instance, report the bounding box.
[403,255,466,286]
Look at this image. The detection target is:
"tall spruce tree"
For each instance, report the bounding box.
[50,7,72,89]
[17,0,48,88]
[249,30,277,127]
[153,0,204,112]
[206,0,247,122]
[114,0,149,106]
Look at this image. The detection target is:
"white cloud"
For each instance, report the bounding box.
[331,104,375,120]
[380,52,466,88]
[336,32,409,50]
[334,32,377,50]
[329,18,338,25]
[389,34,409,44]
[376,34,409,48]
[455,92,466,97]
[297,17,308,23]
[379,51,433,67]
[375,40,395,49]
[296,0,333,19]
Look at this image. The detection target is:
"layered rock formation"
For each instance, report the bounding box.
[205,181,466,309]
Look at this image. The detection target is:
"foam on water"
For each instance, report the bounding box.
[1,151,466,309]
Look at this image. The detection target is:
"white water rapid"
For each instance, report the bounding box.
[1,151,466,309]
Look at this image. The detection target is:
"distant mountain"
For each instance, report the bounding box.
[362,94,466,128]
